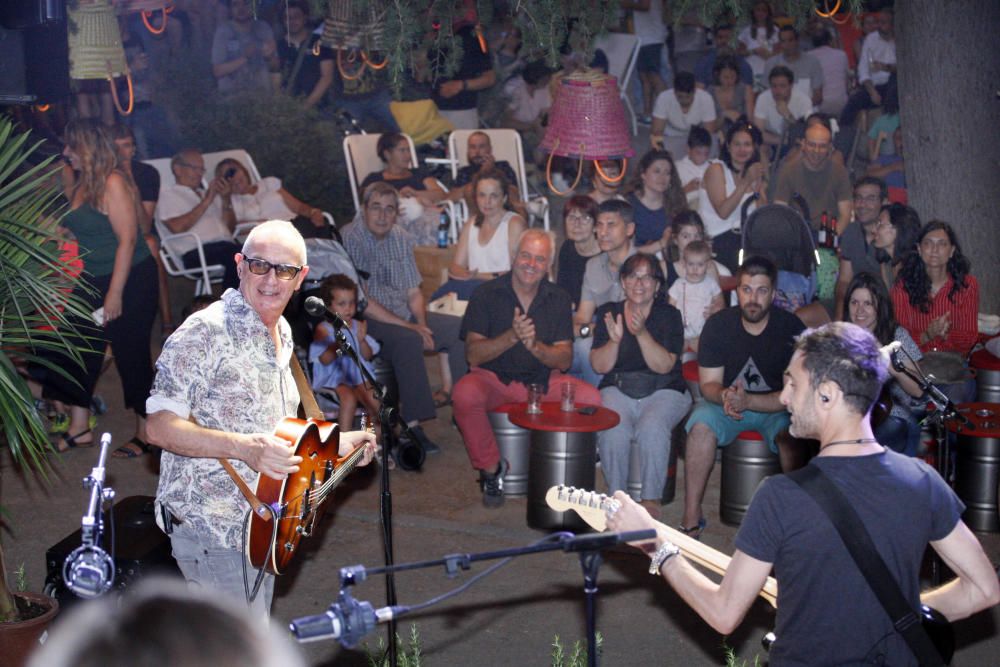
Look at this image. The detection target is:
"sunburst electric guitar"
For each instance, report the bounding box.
[246,416,370,575]
[545,485,778,607]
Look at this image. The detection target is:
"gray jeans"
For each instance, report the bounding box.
[598,386,692,500]
[169,526,273,619]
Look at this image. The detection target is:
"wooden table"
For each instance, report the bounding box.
[509,402,619,531]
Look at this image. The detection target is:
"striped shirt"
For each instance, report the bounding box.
[891,275,979,353]
[341,220,422,321]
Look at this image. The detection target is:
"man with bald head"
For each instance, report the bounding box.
[158,148,242,288]
[147,220,377,615]
[453,229,601,507]
[773,119,852,232]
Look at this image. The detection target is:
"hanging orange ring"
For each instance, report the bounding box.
[141,8,168,35]
[829,9,852,25]
[361,50,388,70]
[594,158,628,184]
[36,104,51,112]
[109,71,134,116]
[337,50,365,81]
[545,141,586,196]
[312,40,321,56]
[814,0,842,19]
[475,24,487,53]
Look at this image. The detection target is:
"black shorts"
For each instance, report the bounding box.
[636,43,664,73]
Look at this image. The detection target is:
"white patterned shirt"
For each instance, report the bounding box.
[149,288,300,549]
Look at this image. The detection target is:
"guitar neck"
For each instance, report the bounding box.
[545,486,778,608]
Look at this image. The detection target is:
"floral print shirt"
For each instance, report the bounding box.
[149,289,299,549]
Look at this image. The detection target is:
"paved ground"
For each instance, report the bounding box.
[4,336,999,665]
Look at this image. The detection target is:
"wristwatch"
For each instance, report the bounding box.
[648,540,680,575]
[578,324,591,338]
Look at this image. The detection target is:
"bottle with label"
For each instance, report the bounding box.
[830,217,839,249]
[437,211,449,248]
[818,211,828,248]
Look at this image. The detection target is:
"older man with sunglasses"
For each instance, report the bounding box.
[146,220,377,616]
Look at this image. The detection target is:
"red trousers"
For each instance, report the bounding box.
[453,367,602,470]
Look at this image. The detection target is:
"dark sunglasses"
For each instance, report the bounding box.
[243,256,303,280]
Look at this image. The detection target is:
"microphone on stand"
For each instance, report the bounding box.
[290,591,404,647]
[304,295,349,330]
[64,432,116,598]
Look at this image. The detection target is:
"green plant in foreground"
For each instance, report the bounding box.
[723,642,764,667]
[365,623,422,667]
[552,632,603,667]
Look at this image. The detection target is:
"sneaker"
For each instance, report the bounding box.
[408,425,440,454]
[479,460,510,508]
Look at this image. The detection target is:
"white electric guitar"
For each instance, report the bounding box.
[545,485,778,608]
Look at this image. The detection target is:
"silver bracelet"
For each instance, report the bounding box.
[648,540,680,575]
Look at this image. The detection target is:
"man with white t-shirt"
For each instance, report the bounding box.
[621,0,668,123]
[753,66,812,150]
[651,72,718,159]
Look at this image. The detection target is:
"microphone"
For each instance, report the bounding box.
[63,545,115,598]
[290,593,403,647]
[304,295,349,331]
[880,340,905,371]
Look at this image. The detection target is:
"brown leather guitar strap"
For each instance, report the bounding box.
[208,352,324,521]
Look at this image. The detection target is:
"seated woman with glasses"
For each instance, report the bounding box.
[556,195,601,308]
[590,253,692,519]
[214,158,331,239]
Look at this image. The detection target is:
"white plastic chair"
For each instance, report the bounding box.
[594,32,641,136]
[343,132,460,240]
[446,128,550,232]
[153,219,225,297]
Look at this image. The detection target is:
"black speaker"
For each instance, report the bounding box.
[0,0,69,106]
[44,495,179,609]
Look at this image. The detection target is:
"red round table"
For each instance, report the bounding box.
[508,402,619,531]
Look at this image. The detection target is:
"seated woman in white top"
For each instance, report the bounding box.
[697,122,767,271]
[434,169,526,301]
[215,158,329,238]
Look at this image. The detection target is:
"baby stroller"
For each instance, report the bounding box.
[738,193,820,312]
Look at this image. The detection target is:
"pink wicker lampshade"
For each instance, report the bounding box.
[540,71,634,160]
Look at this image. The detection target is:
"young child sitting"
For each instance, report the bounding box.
[309,274,381,438]
[668,240,724,353]
[667,210,731,287]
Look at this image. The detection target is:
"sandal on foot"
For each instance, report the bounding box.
[433,389,451,408]
[51,414,99,435]
[57,429,94,452]
[678,517,707,540]
[113,437,151,459]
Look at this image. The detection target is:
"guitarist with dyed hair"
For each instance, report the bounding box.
[607,322,998,665]
[147,220,377,616]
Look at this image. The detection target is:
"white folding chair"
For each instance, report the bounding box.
[594,32,641,136]
[343,133,460,240]
[446,128,550,232]
[153,220,225,297]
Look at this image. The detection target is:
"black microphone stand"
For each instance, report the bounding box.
[310,303,419,666]
[290,529,656,667]
[890,351,972,585]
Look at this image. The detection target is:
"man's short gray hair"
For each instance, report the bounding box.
[362,181,399,208]
[241,219,307,266]
[515,228,556,266]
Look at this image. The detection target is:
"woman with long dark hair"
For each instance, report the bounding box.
[842,273,924,454]
[41,119,158,456]
[626,149,688,257]
[891,221,978,354]
[872,202,921,289]
[697,122,767,271]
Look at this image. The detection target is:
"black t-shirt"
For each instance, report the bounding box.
[360,170,428,193]
[460,274,573,389]
[698,306,805,392]
[277,34,334,102]
[556,239,594,307]
[593,300,687,394]
[454,160,517,189]
[430,25,492,111]
[131,160,160,204]
[737,451,963,665]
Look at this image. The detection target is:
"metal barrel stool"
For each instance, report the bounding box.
[488,404,530,496]
[971,349,1000,403]
[720,431,780,526]
[951,403,1000,533]
[682,360,701,402]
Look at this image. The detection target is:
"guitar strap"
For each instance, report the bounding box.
[214,353,324,521]
[788,465,946,667]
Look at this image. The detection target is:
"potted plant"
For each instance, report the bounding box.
[0,116,94,664]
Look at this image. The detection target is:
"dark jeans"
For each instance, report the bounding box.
[839,83,889,127]
[365,319,436,423]
[874,414,921,457]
